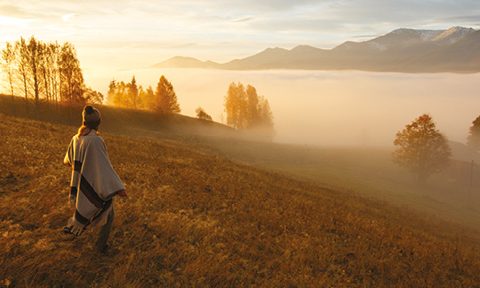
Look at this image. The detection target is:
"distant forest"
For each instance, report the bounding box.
[1,37,274,135]
[108,76,274,135]
[107,75,180,114]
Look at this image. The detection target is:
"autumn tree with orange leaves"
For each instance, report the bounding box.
[195,107,212,121]
[393,114,451,183]
[107,76,140,108]
[467,115,480,151]
[224,82,273,137]
[107,75,180,114]
[153,75,180,114]
[1,36,102,105]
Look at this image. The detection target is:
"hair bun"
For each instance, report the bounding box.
[84,106,94,114]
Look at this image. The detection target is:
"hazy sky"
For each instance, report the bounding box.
[2,0,480,76]
[2,1,480,146]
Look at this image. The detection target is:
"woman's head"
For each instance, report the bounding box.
[82,105,101,129]
[78,105,101,136]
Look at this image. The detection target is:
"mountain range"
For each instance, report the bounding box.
[154,26,480,72]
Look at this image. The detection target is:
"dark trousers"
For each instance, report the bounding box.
[96,208,114,251]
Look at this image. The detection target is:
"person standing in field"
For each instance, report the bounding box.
[63,105,127,253]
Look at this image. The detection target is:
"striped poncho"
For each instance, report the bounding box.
[64,130,125,230]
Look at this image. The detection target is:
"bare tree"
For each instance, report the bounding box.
[38,42,52,102]
[15,37,31,101]
[48,43,61,103]
[27,37,43,105]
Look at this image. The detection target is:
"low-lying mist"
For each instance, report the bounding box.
[86,68,480,230]
[89,69,480,147]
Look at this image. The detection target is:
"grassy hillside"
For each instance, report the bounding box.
[0,95,234,139]
[196,138,480,230]
[1,111,480,286]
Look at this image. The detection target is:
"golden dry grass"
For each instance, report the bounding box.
[1,112,480,287]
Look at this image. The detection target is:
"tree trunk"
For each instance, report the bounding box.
[33,64,39,106]
[23,75,28,101]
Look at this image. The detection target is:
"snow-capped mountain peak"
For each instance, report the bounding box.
[432,26,475,43]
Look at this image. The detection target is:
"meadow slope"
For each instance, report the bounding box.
[196,138,480,230]
[1,113,480,287]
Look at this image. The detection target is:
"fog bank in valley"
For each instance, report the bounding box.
[91,69,480,147]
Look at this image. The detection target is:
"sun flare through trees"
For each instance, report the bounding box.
[1,37,102,105]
